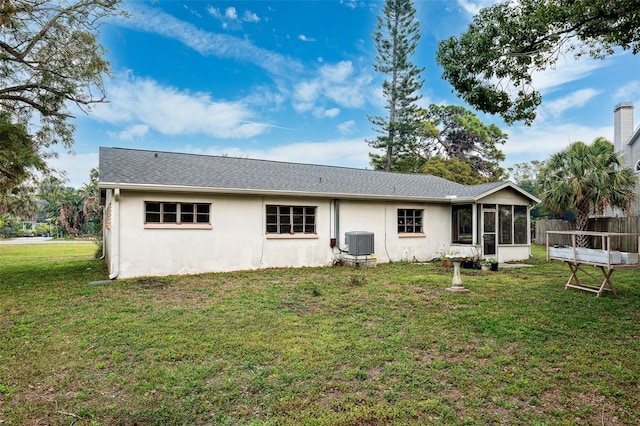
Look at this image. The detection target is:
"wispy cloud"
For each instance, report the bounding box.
[293,61,373,112]
[47,151,99,188]
[117,3,302,78]
[340,1,360,10]
[456,0,497,16]
[299,34,316,42]
[199,138,372,169]
[504,122,612,161]
[614,81,640,100]
[538,88,601,121]
[225,7,237,20]
[114,3,378,118]
[338,120,356,134]
[243,11,260,23]
[110,124,150,141]
[312,107,340,118]
[93,74,272,139]
[532,55,608,95]
[208,6,260,23]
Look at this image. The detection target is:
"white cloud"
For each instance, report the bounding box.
[293,61,373,112]
[93,74,271,139]
[298,34,316,42]
[200,138,373,169]
[243,11,260,23]
[312,107,340,118]
[338,120,356,134]
[532,55,608,95]
[319,61,354,83]
[340,1,360,10]
[614,81,640,100]
[503,122,613,166]
[224,7,237,20]
[324,108,340,118]
[539,88,601,120]
[110,124,150,141]
[207,6,221,19]
[117,3,303,78]
[456,0,497,16]
[47,151,99,189]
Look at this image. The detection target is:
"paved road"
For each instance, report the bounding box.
[0,237,94,245]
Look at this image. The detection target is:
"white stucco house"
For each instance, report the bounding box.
[99,147,540,279]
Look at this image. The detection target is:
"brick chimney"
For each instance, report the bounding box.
[614,102,634,168]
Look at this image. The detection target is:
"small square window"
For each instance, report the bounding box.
[397,209,423,233]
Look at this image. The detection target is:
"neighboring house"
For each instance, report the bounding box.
[99,147,540,279]
[613,102,640,216]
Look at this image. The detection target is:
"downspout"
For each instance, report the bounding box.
[109,188,120,279]
[334,199,340,247]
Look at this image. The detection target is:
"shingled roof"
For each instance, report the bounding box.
[99,147,537,203]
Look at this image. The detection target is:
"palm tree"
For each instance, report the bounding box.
[538,137,636,247]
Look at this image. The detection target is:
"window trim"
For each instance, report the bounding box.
[144,201,212,229]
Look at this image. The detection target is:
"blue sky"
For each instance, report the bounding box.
[52,0,640,188]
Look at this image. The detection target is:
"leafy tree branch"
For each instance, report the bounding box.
[436,0,640,124]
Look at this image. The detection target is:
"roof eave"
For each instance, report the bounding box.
[627,125,640,146]
[98,182,453,203]
[472,182,541,204]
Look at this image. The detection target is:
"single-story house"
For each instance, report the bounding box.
[99,147,540,279]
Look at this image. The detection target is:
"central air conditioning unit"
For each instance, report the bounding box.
[345,231,375,256]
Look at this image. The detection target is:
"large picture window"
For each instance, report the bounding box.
[397,209,423,233]
[145,202,211,224]
[266,205,316,234]
[452,204,473,244]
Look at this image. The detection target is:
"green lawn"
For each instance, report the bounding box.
[0,244,638,425]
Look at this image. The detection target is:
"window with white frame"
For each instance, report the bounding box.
[145,202,211,224]
[266,205,316,234]
[397,209,423,233]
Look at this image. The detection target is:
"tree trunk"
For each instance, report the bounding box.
[574,205,591,248]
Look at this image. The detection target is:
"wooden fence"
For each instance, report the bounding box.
[535,217,640,252]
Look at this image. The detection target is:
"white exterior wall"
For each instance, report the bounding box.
[110,192,336,279]
[337,200,451,263]
[103,188,535,278]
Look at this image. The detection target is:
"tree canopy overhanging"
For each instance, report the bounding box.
[436,0,640,125]
[0,0,122,195]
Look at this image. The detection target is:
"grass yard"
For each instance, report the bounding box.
[0,244,639,425]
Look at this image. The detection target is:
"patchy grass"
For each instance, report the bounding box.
[1,244,639,425]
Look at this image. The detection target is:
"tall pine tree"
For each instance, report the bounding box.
[368,0,424,172]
